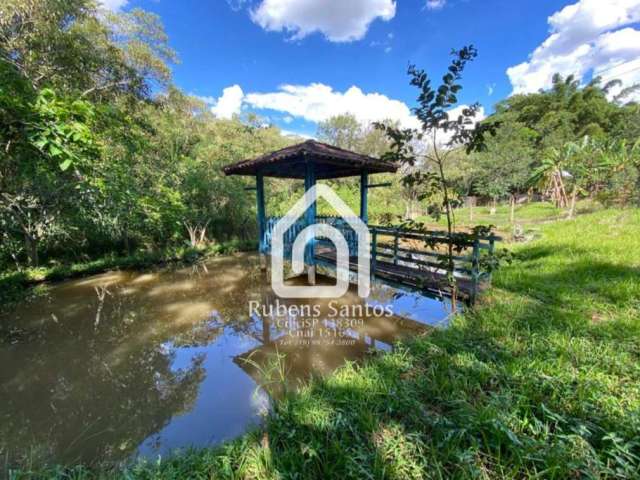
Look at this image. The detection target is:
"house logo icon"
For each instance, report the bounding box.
[271,184,371,299]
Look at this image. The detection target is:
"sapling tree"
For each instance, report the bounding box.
[377,46,497,306]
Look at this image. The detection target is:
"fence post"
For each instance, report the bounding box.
[471,236,480,304]
[256,173,266,271]
[393,228,399,265]
[487,234,496,283]
[371,229,377,281]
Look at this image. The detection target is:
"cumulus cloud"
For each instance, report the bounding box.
[244,83,420,128]
[99,0,128,11]
[206,82,485,147]
[507,0,640,100]
[436,104,485,146]
[250,0,396,42]
[211,85,244,119]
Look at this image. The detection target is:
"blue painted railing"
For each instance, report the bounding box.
[263,216,360,258]
[261,215,499,302]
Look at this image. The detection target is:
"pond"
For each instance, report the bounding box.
[0,253,453,470]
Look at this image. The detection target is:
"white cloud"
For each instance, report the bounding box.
[426,0,446,10]
[206,82,485,147]
[211,85,244,119]
[191,94,217,105]
[431,104,485,147]
[370,32,394,52]
[244,83,420,128]
[507,0,640,100]
[281,129,316,139]
[99,0,128,11]
[226,0,249,12]
[250,0,396,42]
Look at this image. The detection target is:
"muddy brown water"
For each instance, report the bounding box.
[0,253,452,470]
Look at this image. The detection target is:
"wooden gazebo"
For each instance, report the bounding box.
[223,139,396,222]
[223,140,396,281]
[223,139,497,302]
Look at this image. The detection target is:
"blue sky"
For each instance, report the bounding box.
[106,0,640,137]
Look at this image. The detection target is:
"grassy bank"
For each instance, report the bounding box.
[10,208,640,479]
[0,240,256,311]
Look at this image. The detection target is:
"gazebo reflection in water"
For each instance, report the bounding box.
[229,274,454,395]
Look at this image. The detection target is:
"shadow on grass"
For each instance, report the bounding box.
[239,241,640,479]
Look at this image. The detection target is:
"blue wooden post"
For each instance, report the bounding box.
[371,228,377,281]
[304,161,317,284]
[360,172,368,224]
[470,237,480,304]
[256,172,266,257]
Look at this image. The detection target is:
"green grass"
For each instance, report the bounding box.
[417,200,602,238]
[0,239,256,311]
[8,208,640,479]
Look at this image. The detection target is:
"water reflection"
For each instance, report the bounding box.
[0,253,452,470]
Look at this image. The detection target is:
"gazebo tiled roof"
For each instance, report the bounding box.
[223,140,397,179]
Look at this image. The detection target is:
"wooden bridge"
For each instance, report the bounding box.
[224,140,498,303]
[262,215,498,302]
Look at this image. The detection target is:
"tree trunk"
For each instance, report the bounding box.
[556,171,569,208]
[510,194,516,224]
[123,231,131,256]
[25,233,38,267]
[568,186,578,219]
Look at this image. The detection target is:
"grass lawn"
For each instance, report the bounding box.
[10,208,640,479]
[417,200,603,239]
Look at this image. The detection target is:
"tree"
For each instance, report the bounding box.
[1,0,176,101]
[0,83,98,265]
[472,120,535,221]
[592,137,640,207]
[378,46,495,306]
[317,114,362,151]
[530,143,575,209]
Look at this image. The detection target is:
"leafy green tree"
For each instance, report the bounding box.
[471,120,535,220]
[493,74,628,151]
[378,46,495,305]
[317,114,362,151]
[1,0,176,100]
[1,78,98,265]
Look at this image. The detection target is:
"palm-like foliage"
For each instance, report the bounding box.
[529,142,577,208]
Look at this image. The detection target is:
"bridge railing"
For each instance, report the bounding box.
[262,216,500,300]
[368,225,500,301]
[263,216,360,257]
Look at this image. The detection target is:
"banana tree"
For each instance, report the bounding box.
[530,142,578,208]
[595,138,640,205]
